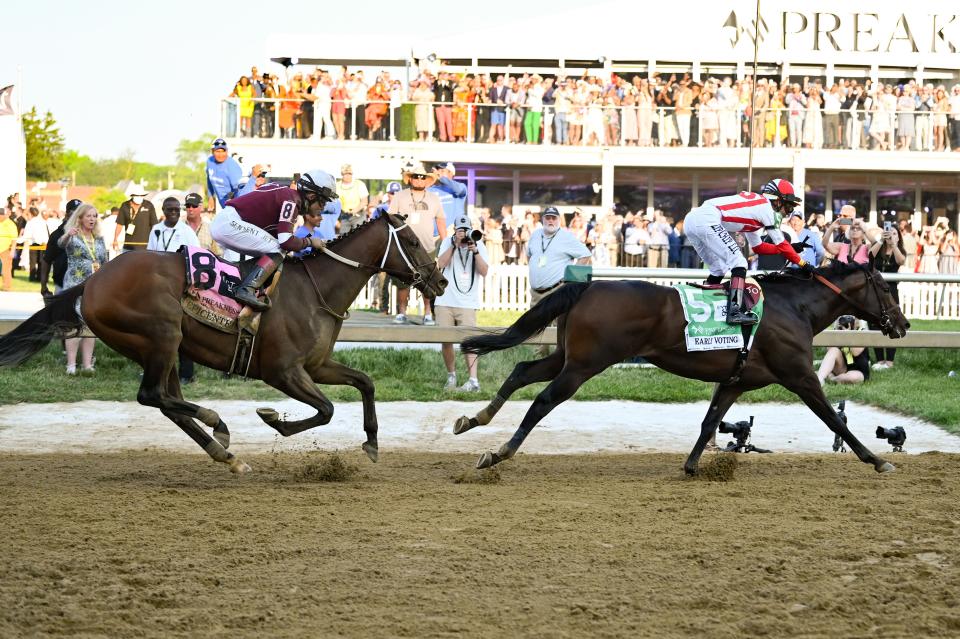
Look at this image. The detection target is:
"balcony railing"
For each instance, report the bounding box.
[220,98,959,152]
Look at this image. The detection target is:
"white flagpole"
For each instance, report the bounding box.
[746,0,761,193]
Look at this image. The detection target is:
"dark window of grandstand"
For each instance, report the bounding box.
[612,183,648,214]
[877,184,914,219]
[614,168,649,213]
[518,168,600,206]
[475,182,514,216]
[652,170,692,218]
[827,173,871,217]
[698,170,740,203]
[921,191,958,229]
[918,173,960,229]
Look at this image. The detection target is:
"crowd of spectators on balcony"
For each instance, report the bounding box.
[226,65,960,152]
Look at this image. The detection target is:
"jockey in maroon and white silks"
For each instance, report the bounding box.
[210,169,337,311]
[684,178,815,325]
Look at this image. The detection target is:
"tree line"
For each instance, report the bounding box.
[22,106,212,204]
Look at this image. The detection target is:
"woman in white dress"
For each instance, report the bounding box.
[869,88,891,150]
[802,87,824,148]
[584,93,605,146]
[637,80,654,146]
[620,92,639,145]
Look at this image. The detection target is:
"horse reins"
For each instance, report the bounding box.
[813,271,894,332]
[303,219,437,320]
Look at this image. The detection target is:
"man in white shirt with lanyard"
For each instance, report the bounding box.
[435,215,489,392]
[147,197,200,253]
[527,206,591,353]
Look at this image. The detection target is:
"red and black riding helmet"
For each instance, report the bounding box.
[760,178,802,210]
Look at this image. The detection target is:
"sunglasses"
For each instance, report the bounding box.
[410,174,428,180]
[185,204,201,209]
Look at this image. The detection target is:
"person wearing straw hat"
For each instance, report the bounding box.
[387,161,446,324]
[113,183,158,253]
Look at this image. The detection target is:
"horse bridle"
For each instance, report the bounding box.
[813,270,895,333]
[318,216,438,287]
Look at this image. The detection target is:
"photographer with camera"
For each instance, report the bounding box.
[816,314,870,385]
[435,215,489,392]
[869,220,905,369]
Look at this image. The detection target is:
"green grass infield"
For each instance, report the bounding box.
[1,316,958,434]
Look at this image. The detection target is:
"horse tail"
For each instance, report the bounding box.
[0,284,86,367]
[461,282,590,356]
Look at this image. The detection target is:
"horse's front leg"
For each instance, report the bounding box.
[786,373,894,473]
[309,359,379,462]
[257,365,335,437]
[684,383,742,476]
[454,349,564,435]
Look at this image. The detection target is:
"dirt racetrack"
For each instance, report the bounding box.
[1,450,959,638]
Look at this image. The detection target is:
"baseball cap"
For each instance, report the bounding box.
[184,193,203,208]
[454,215,472,230]
[65,198,83,215]
[386,181,402,194]
[211,138,228,150]
[434,162,456,173]
[542,206,561,218]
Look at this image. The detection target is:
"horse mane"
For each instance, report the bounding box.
[754,259,870,284]
[294,215,386,262]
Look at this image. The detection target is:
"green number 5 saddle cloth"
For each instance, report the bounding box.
[674,278,764,352]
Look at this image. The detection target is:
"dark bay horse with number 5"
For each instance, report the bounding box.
[0,214,446,473]
[457,261,909,475]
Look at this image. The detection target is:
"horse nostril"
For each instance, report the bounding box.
[439,278,449,287]
[906,321,911,329]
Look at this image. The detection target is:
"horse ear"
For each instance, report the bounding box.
[396,214,408,222]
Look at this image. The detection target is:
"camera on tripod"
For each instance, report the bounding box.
[876,426,906,452]
[832,400,847,452]
[717,416,772,454]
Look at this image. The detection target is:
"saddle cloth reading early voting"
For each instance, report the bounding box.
[674,278,764,352]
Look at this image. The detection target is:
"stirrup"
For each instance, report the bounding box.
[726,306,758,326]
[236,287,271,311]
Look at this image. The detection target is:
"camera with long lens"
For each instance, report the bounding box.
[459,229,483,246]
[837,314,856,330]
[876,426,906,452]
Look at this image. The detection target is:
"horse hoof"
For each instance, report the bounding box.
[683,465,699,477]
[256,407,279,425]
[476,451,500,469]
[453,416,473,435]
[362,442,379,463]
[876,461,896,474]
[229,458,252,474]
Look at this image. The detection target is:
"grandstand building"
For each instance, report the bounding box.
[223,1,960,228]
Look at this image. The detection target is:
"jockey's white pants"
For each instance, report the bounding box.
[210,206,281,258]
[683,206,747,277]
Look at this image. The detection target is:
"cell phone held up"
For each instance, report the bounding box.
[838,218,853,226]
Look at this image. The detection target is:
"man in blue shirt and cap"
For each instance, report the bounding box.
[371,181,402,219]
[206,138,243,210]
[428,162,467,234]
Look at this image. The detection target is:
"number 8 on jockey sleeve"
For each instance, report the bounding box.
[209,169,338,311]
[683,178,808,326]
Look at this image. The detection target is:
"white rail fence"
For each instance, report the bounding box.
[350,266,960,320]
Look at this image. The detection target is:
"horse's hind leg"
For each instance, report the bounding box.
[476,363,595,469]
[683,383,743,476]
[787,373,893,473]
[454,349,565,435]
[160,372,250,474]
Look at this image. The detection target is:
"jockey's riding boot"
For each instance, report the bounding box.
[726,274,758,326]
[235,253,282,311]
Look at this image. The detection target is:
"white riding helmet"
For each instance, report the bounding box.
[297,169,338,204]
